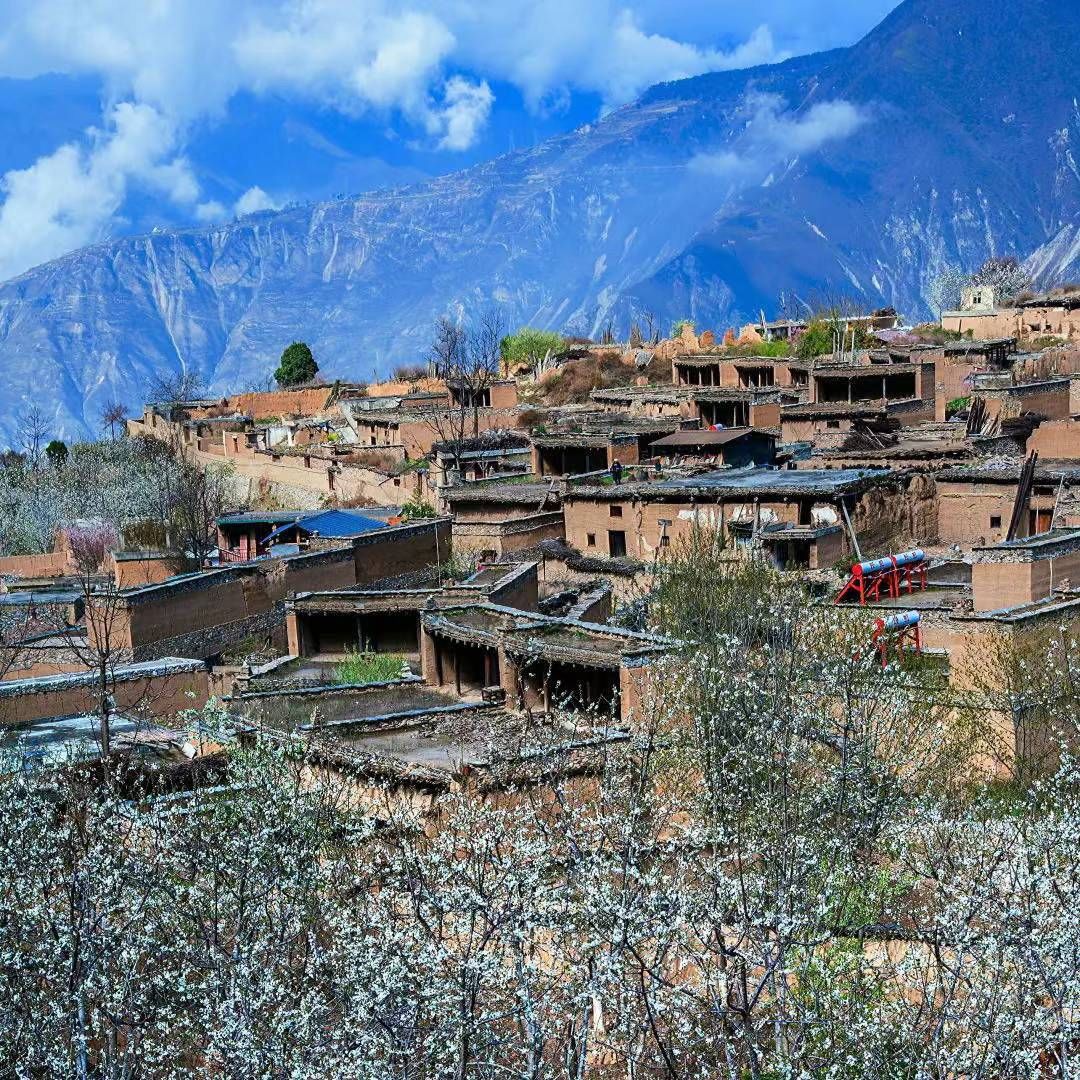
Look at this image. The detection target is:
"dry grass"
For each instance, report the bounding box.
[536,353,636,406]
[340,449,399,473]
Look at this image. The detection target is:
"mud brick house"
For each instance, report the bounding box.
[933,461,1080,545]
[780,403,893,446]
[807,355,936,423]
[943,287,1080,342]
[0,657,209,726]
[443,481,565,558]
[942,338,1016,370]
[671,353,810,392]
[419,602,673,724]
[447,378,519,410]
[739,310,900,344]
[348,405,526,460]
[96,519,451,663]
[430,433,531,487]
[443,481,561,522]
[1028,418,1080,459]
[562,466,899,564]
[532,432,641,478]
[648,428,777,467]
[972,377,1072,424]
[539,413,692,461]
[970,530,1080,612]
[284,561,540,664]
[832,532,1080,772]
[590,385,796,428]
[236,680,633,817]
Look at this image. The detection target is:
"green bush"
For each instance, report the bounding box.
[274,341,319,387]
[335,651,409,685]
[44,440,68,467]
[795,320,834,359]
[750,339,790,357]
[501,328,565,372]
[401,497,437,519]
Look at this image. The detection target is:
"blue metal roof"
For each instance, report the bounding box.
[263,509,387,543]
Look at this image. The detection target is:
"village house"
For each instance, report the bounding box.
[671,353,810,392]
[648,428,778,468]
[561,466,902,566]
[88,518,451,665]
[442,480,565,558]
[419,602,673,723]
[429,432,532,490]
[282,561,540,670]
[216,508,393,563]
[942,286,1080,341]
[807,353,936,419]
[591,385,796,428]
[0,657,209,727]
[531,432,641,478]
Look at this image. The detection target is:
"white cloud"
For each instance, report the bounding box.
[234,186,281,215]
[195,200,228,223]
[0,101,199,279]
[428,77,494,152]
[0,0,797,278]
[691,93,868,188]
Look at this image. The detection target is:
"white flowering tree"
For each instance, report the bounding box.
[3,548,1080,1074]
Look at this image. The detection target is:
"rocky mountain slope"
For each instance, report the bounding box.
[0,0,1077,444]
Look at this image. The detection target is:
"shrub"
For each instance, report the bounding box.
[342,449,398,473]
[501,328,565,372]
[44,440,68,467]
[908,323,963,345]
[274,342,318,387]
[392,363,428,382]
[751,339,791,358]
[795,320,834,359]
[517,408,550,430]
[537,353,635,406]
[402,497,437,519]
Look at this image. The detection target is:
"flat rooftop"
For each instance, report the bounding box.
[0,712,183,770]
[567,465,892,501]
[237,681,463,729]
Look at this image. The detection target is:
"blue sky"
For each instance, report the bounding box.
[0,0,899,280]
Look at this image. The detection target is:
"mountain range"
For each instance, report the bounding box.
[0,0,1078,445]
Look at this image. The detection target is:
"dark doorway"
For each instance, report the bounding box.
[608,530,627,558]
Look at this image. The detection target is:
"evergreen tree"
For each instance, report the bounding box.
[274,341,319,387]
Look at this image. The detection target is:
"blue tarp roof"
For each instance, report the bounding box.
[263,509,387,543]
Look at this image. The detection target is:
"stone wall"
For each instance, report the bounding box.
[0,551,70,578]
[1027,419,1080,460]
[971,533,1080,611]
[0,659,209,725]
[452,513,566,558]
[354,518,451,586]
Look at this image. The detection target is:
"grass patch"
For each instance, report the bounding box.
[335,651,409,685]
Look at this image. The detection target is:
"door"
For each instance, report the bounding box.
[1030,508,1053,535]
[608,530,627,558]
